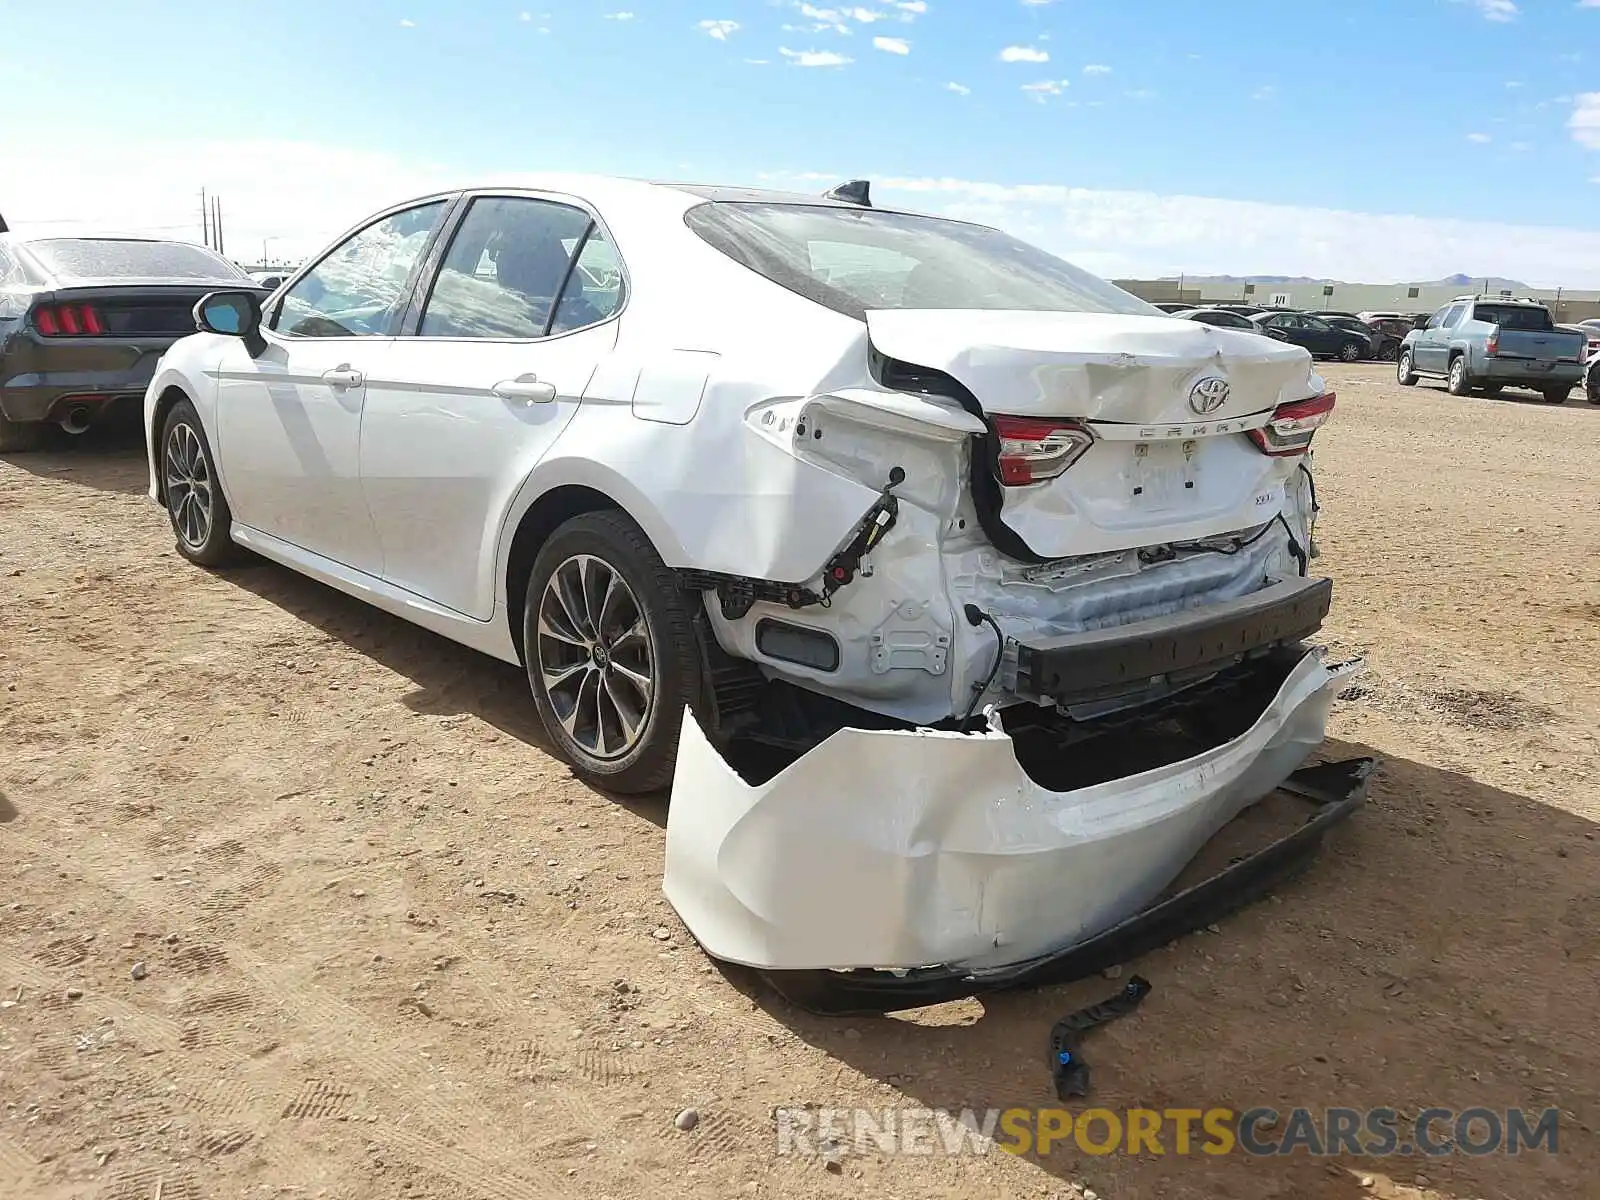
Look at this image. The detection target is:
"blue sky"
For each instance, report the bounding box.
[5,0,1600,284]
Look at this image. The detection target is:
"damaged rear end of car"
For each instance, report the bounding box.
[658,194,1371,1007]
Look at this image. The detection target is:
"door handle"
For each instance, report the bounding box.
[492,374,558,405]
[322,364,364,388]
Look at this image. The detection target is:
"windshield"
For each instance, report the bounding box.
[25,239,249,282]
[684,202,1159,320]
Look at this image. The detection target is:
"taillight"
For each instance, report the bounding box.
[992,415,1094,485]
[1247,392,1335,457]
[1486,327,1499,356]
[31,302,106,337]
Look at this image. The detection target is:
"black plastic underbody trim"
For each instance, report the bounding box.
[755,755,1377,1016]
[1015,576,1333,706]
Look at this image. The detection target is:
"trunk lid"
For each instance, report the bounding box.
[865,310,1323,561]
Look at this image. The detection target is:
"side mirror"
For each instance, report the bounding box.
[195,290,266,356]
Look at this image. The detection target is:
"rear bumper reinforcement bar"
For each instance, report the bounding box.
[1013,575,1334,706]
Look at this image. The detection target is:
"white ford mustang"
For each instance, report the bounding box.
[145,175,1362,980]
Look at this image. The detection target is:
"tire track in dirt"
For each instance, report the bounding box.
[3,817,631,1200]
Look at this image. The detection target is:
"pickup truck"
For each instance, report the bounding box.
[1397,296,1587,403]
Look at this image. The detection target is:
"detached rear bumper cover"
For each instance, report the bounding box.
[664,650,1364,979]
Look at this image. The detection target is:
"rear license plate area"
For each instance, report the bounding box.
[1130,441,1199,509]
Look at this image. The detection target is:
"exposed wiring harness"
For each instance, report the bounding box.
[960,603,1007,732]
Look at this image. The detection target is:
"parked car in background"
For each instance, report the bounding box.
[1398,296,1586,403]
[1356,310,1410,324]
[250,270,288,291]
[1171,307,1260,333]
[1568,319,1600,365]
[1149,301,1194,313]
[1321,314,1400,361]
[0,234,269,450]
[1250,311,1370,361]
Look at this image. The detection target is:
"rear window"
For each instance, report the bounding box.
[1471,303,1552,331]
[683,202,1158,320]
[24,239,249,283]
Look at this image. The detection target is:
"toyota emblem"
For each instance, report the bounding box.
[1188,376,1230,414]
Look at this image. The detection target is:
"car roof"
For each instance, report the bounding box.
[382,172,938,223]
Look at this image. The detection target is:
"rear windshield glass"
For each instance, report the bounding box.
[684,202,1158,320]
[1472,304,1552,331]
[24,239,249,282]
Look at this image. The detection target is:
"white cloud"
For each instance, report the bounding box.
[1125,88,1157,100]
[847,6,885,21]
[1505,80,1524,88]
[1251,85,1277,101]
[604,10,634,19]
[699,19,740,39]
[1571,93,1600,149]
[1000,45,1049,63]
[779,47,853,66]
[945,81,970,95]
[399,17,416,27]
[1083,63,1112,75]
[1020,0,1053,5]
[1022,79,1070,101]
[1454,0,1518,20]
[892,0,927,16]
[815,173,1600,287]
[1467,131,1492,143]
[744,57,770,64]
[873,35,910,53]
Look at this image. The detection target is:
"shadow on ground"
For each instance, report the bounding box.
[0,412,149,494]
[223,555,667,828]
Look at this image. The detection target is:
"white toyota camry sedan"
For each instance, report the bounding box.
[145,175,1363,979]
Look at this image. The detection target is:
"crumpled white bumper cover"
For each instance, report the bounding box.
[663,650,1363,974]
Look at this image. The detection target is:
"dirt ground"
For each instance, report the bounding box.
[2,364,1598,1200]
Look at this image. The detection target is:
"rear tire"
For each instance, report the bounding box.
[1542,387,1570,405]
[0,412,48,453]
[1378,343,1398,362]
[1446,356,1471,396]
[1396,351,1418,387]
[161,400,244,567]
[1338,340,1364,363]
[523,510,704,796]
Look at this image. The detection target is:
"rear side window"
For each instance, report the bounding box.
[684,201,1158,320]
[418,196,614,339]
[1471,304,1552,331]
[23,239,248,282]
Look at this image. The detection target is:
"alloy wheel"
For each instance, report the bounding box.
[164,422,213,549]
[1341,342,1362,362]
[535,554,655,761]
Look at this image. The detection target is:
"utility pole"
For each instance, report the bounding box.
[213,197,224,256]
[200,188,209,248]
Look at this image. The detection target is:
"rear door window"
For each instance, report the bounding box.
[419,196,595,339]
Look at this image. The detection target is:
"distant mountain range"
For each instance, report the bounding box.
[1161,273,1530,289]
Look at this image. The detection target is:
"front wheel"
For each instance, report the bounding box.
[1446,356,1471,396]
[1339,341,1364,363]
[1397,351,1418,387]
[162,400,243,567]
[1378,343,1398,362]
[523,510,704,795]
